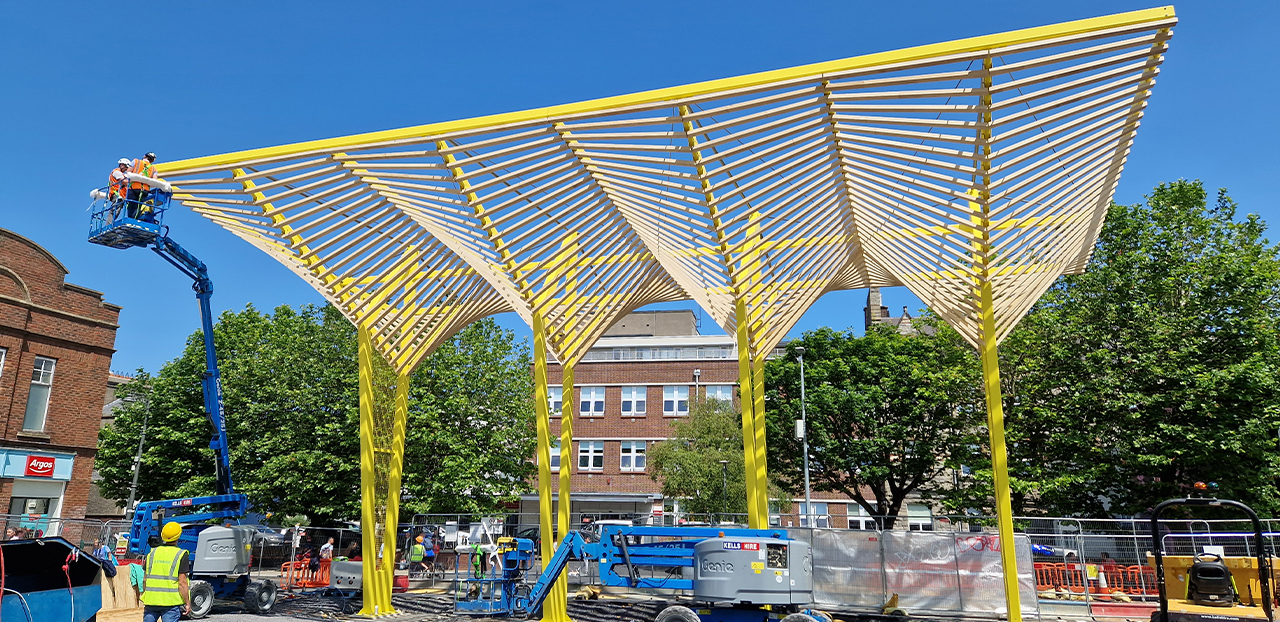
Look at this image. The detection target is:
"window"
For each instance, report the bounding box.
[548,387,562,417]
[578,441,604,472]
[849,503,882,530]
[0,347,6,378]
[23,357,56,431]
[548,439,561,472]
[663,386,689,416]
[908,503,934,531]
[704,385,734,402]
[580,387,605,416]
[620,441,647,472]
[621,387,646,415]
[798,502,829,528]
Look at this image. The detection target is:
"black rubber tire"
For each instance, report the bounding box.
[783,614,819,622]
[656,605,702,622]
[188,579,215,619]
[243,579,278,614]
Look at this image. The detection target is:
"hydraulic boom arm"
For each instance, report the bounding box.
[151,235,234,497]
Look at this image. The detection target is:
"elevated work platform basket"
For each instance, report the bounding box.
[88,188,171,249]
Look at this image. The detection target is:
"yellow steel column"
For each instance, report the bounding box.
[551,363,574,622]
[532,315,568,622]
[734,300,761,528]
[975,55,1022,622]
[357,326,393,617]
[750,355,769,524]
[381,372,410,599]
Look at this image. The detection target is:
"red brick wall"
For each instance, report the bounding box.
[0,229,120,520]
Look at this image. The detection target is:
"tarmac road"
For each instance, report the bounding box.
[190,592,666,622]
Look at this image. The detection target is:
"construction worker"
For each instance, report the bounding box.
[128,152,157,220]
[108,158,131,219]
[141,521,191,622]
[408,534,427,576]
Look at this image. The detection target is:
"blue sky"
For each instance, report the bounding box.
[1,1,1276,375]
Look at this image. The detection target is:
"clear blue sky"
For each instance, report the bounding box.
[1,1,1275,375]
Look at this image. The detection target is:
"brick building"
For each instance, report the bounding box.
[0,228,121,534]
[521,304,941,531]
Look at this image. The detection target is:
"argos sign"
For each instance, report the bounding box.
[25,455,56,477]
[0,449,74,481]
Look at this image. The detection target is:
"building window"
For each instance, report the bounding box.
[798,502,829,528]
[849,503,882,530]
[620,441,647,472]
[663,386,689,416]
[548,387,562,417]
[908,503,934,531]
[580,387,605,416]
[578,441,604,472]
[621,387,646,415]
[704,385,734,402]
[23,357,56,431]
[548,439,561,472]
[0,347,6,378]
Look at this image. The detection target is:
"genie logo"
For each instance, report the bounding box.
[24,456,55,477]
[701,560,733,573]
[211,543,234,554]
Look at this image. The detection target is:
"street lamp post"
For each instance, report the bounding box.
[694,368,701,399]
[719,459,729,525]
[796,346,812,528]
[125,385,154,517]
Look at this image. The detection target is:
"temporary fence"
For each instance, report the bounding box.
[10,512,1278,620]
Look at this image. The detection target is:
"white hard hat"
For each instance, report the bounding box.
[118,158,131,165]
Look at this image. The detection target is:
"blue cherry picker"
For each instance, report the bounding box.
[88,179,278,617]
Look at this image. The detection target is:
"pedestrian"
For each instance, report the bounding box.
[320,537,334,561]
[128,152,157,221]
[141,521,192,622]
[423,531,437,570]
[108,158,131,219]
[5,527,15,540]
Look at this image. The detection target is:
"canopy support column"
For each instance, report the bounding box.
[533,315,570,622]
[357,326,409,617]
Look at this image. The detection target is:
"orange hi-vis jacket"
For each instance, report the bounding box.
[129,159,155,190]
[108,168,129,199]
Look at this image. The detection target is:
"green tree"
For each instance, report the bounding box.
[97,304,535,525]
[994,180,1280,517]
[649,399,786,518]
[764,322,985,528]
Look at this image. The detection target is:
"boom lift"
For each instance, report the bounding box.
[457,525,826,622]
[88,184,278,617]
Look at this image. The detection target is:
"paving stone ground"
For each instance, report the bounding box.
[192,592,668,622]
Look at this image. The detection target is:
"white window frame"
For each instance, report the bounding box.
[23,356,56,432]
[704,385,734,402]
[0,347,7,379]
[849,503,882,530]
[663,386,689,416]
[620,441,647,472]
[908,503,934,531]
[549,439,561,472]
[548,387,562,417]
[621,386,646,416]
[578,440,604,472]
[580,387,605,416]
[798,502,829,528]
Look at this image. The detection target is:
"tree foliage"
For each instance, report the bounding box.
[991,180,1280,517]
[97,304,535,525]
[648,399,788,518]
[764,322,985,528]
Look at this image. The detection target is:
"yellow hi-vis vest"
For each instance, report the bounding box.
[409,543,426,561]
[141,545,188,607]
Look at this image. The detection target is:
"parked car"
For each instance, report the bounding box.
[249,525,287,544]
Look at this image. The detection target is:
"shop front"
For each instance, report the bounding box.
[2,448,74,536]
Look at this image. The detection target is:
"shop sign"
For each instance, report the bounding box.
[24,455,56,477]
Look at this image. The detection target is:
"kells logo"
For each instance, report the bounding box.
[25,456,55,477]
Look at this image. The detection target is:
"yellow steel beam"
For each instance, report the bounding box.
[357,326,394,617]
[156,7,1173,175]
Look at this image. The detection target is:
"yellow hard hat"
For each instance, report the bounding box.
[161,521,183,543]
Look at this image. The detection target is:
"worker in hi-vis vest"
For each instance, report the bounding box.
[141,521,191,622]
[127,152,157,220]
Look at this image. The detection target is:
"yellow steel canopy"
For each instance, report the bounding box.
[153,6,1175,619]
